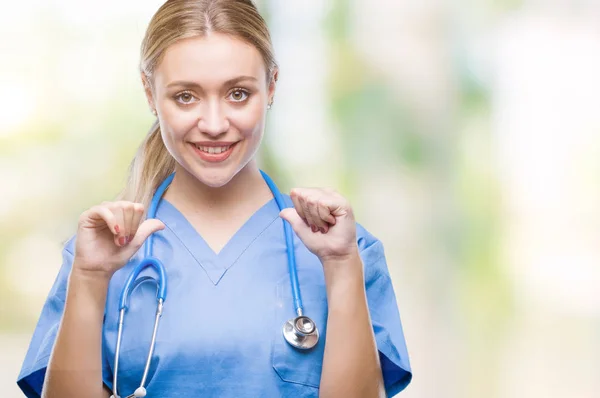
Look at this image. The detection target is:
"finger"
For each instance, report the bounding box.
[297,194,317,232]
[128,219,166,249]
[118,201,135,244]
[279,208,308,233]
[316,204,332,233]
[129,203,145,242]
[107,203,126,247]
[304,194,329,232]
[290,189,309,226]
[318,194,350,220]
[83,205,119,235]
[317,202,336,226]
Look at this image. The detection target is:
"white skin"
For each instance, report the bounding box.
[150,34,271,189]
[139,33,358,258]
[73,33,359,277]
[44,33,384,398]
[143,34,278,253]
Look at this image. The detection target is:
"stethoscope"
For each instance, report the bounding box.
[110,170,319,398]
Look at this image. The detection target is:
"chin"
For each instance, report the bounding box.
[191,167,238,188]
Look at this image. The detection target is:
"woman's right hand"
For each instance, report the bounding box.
[73,201,166,279]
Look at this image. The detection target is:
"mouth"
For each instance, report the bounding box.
[189,141,239,163]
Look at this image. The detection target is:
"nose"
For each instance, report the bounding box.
[197,99,230,137]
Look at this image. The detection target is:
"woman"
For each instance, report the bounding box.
[17,0,412,397]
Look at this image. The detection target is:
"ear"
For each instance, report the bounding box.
[268,67,279,104]
[141,72,155,112]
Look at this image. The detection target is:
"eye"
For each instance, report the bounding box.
[174,91,197,105]
[228,88,250,103]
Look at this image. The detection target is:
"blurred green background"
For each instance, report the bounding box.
[2,1,599,397]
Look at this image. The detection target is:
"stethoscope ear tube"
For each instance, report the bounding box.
[113,170,320,397]
[118,257,167,310]
[260,171,320,351]
[145,173,175,258]
[259,171,304,315]
[118,172,174,311]
[283,220,303,314]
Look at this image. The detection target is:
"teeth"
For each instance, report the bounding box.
[194,144,232,154]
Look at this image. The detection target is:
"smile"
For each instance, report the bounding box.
[194,144,232,154]
[190,142,238,163]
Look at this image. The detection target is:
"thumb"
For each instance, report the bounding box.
[129,219,166,249]
[279,208,306,232]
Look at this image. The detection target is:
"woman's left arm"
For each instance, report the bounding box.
[280,188,386,398]
[319,251,385,398]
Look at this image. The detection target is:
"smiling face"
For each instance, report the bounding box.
[145,33,276,187]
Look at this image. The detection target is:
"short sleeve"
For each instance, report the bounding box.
[358,229,412,396]
[16,238,114,397]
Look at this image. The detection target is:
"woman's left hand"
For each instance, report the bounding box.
[279,188,358,262]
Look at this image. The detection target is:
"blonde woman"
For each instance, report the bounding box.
[17,1,411,397]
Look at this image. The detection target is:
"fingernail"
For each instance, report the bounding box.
[115,225,120,234]
[320,228,326,234]
[311,225,318,232]
[125,236,131,244]
[119,236,126,246]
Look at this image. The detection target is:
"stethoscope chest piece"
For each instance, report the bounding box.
[282,315,319,350]
[112,171,321,397]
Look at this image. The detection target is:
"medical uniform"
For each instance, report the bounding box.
[17,195,412,397]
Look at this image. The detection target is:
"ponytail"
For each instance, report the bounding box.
[117,120,176,217]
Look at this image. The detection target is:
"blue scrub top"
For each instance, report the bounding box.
[17,195,412,397]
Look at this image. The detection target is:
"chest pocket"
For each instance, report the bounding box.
[272,270,328,389]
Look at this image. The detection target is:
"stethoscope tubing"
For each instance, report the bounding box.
[259,170,304,315]
[111,170,316,398]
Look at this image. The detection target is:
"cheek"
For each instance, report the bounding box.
[231,102,265,138]
[161,110,198,140]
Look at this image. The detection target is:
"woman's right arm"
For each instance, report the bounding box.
[42,268,111,398]
[41,202,165,398]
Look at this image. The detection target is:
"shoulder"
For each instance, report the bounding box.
[355,222,391,282]
[356,222,381,253]
[38,234,78,302]
[61,234,77,256]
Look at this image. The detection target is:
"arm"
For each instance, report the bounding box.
[42,266,110,398]
[17,202,163,397]
[318,250,386,398]
[280,188,404,397]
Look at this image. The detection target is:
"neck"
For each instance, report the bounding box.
[162,160,272,216]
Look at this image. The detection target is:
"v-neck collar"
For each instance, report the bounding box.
[156,197,280,285]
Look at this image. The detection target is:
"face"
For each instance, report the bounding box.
[144,33,276,187]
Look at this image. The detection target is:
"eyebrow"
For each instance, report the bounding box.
[166,76,258,89]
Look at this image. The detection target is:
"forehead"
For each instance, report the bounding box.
[154,34,266,88]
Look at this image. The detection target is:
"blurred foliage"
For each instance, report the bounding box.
[3,1,600,397]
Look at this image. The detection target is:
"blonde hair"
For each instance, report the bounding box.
[117,0,277,214]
